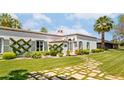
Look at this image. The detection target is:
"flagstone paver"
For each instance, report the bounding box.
[27,57,124,80]
[71,73,85,80]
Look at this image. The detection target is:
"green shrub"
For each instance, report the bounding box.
[23,52,32,58]
[49,50,58,56]
[91,49,104,53]
[81,49,90,55]
[2,52,16,59]
[31,51,42,59]
[58,53,64,57]
[66,49,70,56]
[74,49,80,55]
[42,51,50,56]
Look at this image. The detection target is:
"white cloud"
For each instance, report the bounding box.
[23,13,52,30]
[32,13,52,23]
[10,13,18,19]
[50,25,92,36]
[23,19,40,30]
[65,13,118,20]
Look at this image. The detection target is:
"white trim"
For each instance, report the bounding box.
[2,35,48,41]
[43,41,44,51]
[0,38,4,54]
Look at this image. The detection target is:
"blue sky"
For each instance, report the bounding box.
[12,13,120,40]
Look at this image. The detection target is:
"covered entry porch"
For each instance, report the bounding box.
[50,40,84,55]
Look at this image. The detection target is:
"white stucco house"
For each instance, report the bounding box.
[0,27,97,55]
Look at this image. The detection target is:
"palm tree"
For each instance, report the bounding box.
[0,13,12,27]
[40,27,48,33]
[94,16,113,49]
[11,19,21,29]
[0,13,21,29]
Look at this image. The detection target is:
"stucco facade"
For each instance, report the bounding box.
[0,27,97,55]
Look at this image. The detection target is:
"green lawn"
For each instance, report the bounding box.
[0,56,83,77]
[89,49,124,77]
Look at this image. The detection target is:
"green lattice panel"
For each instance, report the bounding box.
[10,38,31,55]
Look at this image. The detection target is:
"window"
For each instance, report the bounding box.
[0,39,1,53]
[64,44,67,47]
[79,41,83,49]
[36,40,43,51]
[87,42,90,50]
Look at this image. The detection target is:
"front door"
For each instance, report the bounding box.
[36,40,43,51]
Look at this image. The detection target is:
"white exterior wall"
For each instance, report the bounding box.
[78,39,97,51]
[0,28,97,54]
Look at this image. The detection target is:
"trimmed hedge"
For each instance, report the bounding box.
[74,49,79,55]
[58,53,64,57]
[23,52,32,58]
[66,49,70,56]
[2,52,16,59]
[81,49,90,55]
[31,51,42,59]
[42,51,50,56]
[91,49,104,53]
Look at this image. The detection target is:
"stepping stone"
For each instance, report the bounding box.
[64,73,71,76]
[69,69,74,71]
[57,75,68,80]
[42,70,49,73]
[104,75,117,80]
[86,77,97,80]
[88,73,97,77]
[116,77,124,80]
[71,71,77,74]
[98,73,104,77]
[51,77,61,80]
[54,68,61,71]
[71,73,85,80]
[35,75,42,78]
[79,72,87,75]
[27,77,36,80]
[65,67,72,70]
[44,72,56,78]
[92,70,101,73]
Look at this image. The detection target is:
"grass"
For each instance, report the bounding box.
[0,56,83,77]
[89,49,124,77]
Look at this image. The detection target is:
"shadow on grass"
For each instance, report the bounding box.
[117,49,124,51]
[0,69,28,80]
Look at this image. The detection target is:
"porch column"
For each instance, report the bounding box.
[77,41,79,50]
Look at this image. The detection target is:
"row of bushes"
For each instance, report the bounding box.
[24,51,64,59]
[2,48,104,59]
[2,51,64,60]
[74,49,90,55]
[91,48,104,53]
[74,48,104,55]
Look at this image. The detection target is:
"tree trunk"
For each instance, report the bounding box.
[101,32,105,49]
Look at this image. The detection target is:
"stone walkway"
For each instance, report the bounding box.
[27,57,124,80]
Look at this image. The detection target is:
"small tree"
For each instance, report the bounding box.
[40,27,48,33]
[114,15,124,45]
[94,16,113,49]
